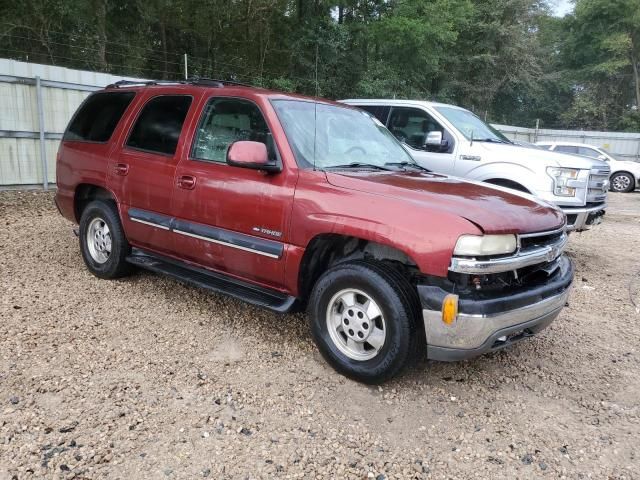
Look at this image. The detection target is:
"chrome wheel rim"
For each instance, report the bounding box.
[612,174,631,192]
[86,217,111,264]
[326,288,386,361]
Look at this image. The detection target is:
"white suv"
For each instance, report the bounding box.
[341,99,610,231]
[537,142,640,193]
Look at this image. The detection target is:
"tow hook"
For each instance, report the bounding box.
[72,227,79,237]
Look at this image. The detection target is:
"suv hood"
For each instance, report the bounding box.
[475,142,607,170]
[326,171,565,234]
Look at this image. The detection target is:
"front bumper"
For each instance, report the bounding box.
[561,204,606,232]
[419,255,573,361]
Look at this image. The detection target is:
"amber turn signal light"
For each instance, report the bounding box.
[442,294,459,325]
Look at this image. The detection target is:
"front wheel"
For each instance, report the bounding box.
[307,260,421,384]
[610,172,635,193]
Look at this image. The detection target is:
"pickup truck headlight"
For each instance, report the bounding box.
[453,234,517,256]
[546,167,580,197]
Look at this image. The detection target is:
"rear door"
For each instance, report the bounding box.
[108,92,195,256]
[171,95,297,288]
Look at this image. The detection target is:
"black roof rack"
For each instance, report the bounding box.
[188,77,255,88]
[105,77,256,89]
[105,79,187,89]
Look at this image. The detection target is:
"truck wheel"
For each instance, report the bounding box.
[610,172,635,193]
[307,260,421,384]
[79,200,132,279]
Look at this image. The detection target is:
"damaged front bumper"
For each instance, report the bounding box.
[418,255,574,361]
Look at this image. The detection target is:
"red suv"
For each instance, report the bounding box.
[55,79,573,383]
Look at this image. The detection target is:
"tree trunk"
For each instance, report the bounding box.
[631,38,640,108]
[93,0,108,70]
[160,21,168,79]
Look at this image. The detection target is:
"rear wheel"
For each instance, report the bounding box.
[307,260,421,383]
[79,200,132,279]
[610,172,635,193]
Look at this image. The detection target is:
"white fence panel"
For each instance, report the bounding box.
[0,59,145,187]
[494,123,640,162]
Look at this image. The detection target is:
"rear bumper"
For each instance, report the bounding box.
[561,204,605,232]
[418,255,573,361]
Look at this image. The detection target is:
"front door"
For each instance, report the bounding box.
[108,93,194,256]
[171,96,297,289]
[387,106,457,175]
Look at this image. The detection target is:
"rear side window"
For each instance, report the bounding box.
[126,95,192,155]
[64,92,135,142]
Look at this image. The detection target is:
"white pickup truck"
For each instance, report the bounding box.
[342,99,610,231]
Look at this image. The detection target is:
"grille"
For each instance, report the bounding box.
[587,165,610,203]
[519,228,565,251]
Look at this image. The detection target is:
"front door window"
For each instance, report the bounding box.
[387,107,454,153]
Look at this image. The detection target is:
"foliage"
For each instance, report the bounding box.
[0,0,638,131]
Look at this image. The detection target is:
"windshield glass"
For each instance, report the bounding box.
[271,100,415,169]
[435,106,511,143]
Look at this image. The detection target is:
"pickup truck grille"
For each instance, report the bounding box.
[587,165,610,203]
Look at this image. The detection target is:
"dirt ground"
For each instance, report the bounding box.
[1,190,639,480]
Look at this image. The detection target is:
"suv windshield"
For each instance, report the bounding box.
[272,100,415,169]
[435,106,511,143]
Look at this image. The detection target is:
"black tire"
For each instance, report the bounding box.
[307,260,421,384]
[79,200,132,279]
[610,172,635,193]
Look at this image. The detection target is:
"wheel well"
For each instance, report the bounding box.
[298,234,419,305]
[74,184,116,222]
[484,178,530,193]
[612,170,635,178]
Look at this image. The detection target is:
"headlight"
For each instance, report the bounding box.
[453,234,517,256]
[546,167,580,197]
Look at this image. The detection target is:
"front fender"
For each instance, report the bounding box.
[289,171,482,278]
[471,162,550,196]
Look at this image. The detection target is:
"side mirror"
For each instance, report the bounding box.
[227,141,281,173]
[424,131,449,153]
[597,154,608,162]
[425,131,443,146]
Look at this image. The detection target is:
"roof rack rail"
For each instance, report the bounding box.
[187,77,255,88]
[104,77,256,90]
[105,79,188,89]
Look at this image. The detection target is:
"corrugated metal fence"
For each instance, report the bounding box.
[0,59,144,188]
[1,59,639,187]
[494,123,640,162]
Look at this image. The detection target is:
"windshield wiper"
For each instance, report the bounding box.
[325,162,393,171]
[384,161,431,172]
[474,138,511,144]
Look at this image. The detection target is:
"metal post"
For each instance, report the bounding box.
[35,76,48,190]
[184,53,188,79]
[534,118,540,143]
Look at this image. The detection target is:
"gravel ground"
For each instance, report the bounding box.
[1,190,639,480]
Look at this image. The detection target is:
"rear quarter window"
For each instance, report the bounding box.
[64,92,135,142]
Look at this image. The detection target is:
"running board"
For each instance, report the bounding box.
[126,249,297,313]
